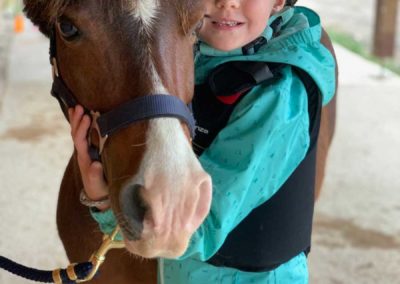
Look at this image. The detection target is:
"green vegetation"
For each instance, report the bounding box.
[0,0,22,15]
[327,27,400,76]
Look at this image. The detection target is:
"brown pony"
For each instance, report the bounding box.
[23,0,337,283]
[24,0,212,283]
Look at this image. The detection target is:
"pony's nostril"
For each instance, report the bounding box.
[120,184,147,241]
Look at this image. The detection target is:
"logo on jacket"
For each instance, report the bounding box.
[195,125,209,134]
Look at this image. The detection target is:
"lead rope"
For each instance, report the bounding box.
[0,227,124,283]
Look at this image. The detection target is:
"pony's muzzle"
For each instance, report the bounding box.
[118,172,212,258]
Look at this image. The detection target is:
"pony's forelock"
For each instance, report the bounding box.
[23,0,146,36]
[23,0,76,35]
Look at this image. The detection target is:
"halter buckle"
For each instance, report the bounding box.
[89,111,109,156]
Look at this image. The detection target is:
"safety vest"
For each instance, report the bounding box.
[192,59,322,272]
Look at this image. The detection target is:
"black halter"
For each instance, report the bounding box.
[49,30,196,160]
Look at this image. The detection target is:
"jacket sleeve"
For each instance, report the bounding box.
[178,67,311,260]
[89,208,122,240]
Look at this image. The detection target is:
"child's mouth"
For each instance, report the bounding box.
[211,19,244,31]
[212,20,243,27]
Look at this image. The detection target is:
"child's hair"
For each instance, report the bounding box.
[285,0,298,6]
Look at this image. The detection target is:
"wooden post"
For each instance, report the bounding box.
[373,0,399,58]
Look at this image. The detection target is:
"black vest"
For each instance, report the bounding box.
[192,61,322,272]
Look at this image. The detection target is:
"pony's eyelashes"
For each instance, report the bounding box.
[57,19,81,41]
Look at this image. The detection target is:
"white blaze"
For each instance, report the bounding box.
[131,1,196,192]
[133,0,159,30]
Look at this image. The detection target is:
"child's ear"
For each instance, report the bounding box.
[272,0,286,13]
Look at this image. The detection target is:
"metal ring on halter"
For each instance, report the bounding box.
[79,189,110,208]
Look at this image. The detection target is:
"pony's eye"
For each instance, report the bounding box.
[58,20,80,40]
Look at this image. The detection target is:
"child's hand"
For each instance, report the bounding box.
[68,106,110,211]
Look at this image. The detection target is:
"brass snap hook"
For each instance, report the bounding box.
[52,227,124,284]
[76,226,125,283]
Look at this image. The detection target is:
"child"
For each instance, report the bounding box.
[69,0,336,282]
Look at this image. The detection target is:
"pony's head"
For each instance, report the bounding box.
[24,0,211,258]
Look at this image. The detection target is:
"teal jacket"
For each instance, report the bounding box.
[91,6,336,283]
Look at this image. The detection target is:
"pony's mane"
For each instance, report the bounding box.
[23,0,140,36]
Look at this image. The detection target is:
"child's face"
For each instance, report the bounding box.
[199,0,285,51]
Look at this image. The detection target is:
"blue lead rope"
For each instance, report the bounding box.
[0,256,93,283]
[0,227,124,283]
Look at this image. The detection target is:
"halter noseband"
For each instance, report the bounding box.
[49,30,196,160]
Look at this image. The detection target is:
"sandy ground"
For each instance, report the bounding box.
[1,12,400,284]
[0,25,71,284]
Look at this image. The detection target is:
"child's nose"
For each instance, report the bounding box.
[216,0,240,9]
